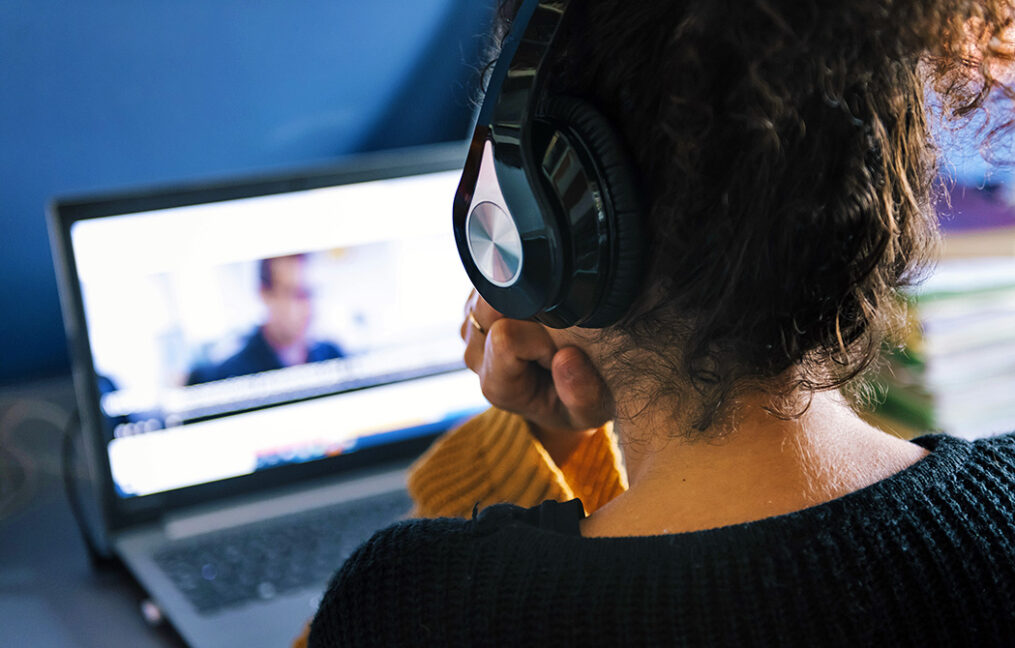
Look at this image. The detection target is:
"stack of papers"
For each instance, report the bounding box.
[871,257,1015,439]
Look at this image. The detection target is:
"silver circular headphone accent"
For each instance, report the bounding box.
[466,201,523,287]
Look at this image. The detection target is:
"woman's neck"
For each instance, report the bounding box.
[581,390,929,537]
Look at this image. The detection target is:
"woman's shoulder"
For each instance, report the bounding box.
[307,517,466,646]
[972,430,1015,455]
[328,498,583,577]
[307,501,584,647]
[916,430,1015,482]
[965,430,1015,489]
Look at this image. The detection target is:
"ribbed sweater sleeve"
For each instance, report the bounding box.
[557,421,628,514]
[406,407,626,518]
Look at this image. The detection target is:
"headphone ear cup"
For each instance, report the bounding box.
[539,96,647,328]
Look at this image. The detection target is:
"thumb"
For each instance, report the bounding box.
[551,346,612,429]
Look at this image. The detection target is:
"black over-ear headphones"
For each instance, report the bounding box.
[453,0,647,328]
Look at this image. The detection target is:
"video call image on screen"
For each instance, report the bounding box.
[70,171,487,497]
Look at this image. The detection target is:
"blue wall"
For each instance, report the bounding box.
[0,0,493,383]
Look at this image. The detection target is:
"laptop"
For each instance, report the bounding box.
[48,142,489,647]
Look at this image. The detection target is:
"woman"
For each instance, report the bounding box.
[308,0,1015,645]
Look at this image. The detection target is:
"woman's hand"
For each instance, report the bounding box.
[461,292,612,465]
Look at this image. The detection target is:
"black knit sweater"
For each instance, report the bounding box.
[310,433,1015,647]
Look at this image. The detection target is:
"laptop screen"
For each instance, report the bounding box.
[64,164,487,499]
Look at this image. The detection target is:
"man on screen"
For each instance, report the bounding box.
[186,254,345,385]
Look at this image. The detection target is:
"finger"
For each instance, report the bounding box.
[464,340,482,373]
[551,346,611,429]
[484,318,556,374]
[477,319,557,407]
[461,290,479,341]
[463,289,477,316]
[463,317,485,373]
[471,294,505,332]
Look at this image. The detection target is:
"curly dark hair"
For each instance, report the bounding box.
[487,0,1015,433]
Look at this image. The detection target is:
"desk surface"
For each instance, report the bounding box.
[0,376,185,647]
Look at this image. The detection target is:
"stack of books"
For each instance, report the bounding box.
[869,183,1015,439]
[872,257,1015,439]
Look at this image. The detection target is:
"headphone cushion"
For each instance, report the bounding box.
[539,95,647,328]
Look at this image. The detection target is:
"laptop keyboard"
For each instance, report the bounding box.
[153,489,413,614]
